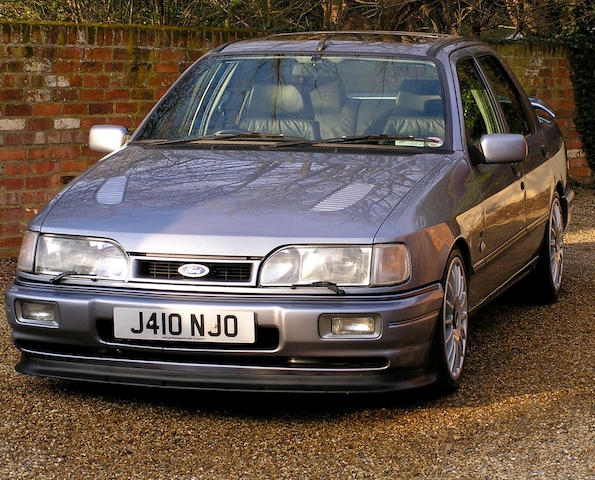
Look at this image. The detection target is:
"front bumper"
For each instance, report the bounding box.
[5,281,443,393]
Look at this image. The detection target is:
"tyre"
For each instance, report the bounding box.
[528,192,564,304]
[434,248,469,392]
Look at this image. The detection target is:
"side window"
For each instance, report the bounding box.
[477,55,532,136]
[456,58,500,144]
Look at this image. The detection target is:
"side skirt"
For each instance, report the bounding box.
[469,255,540,315]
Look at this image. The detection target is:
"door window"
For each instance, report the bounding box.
[456,58,500,144]
[476,55,532,136]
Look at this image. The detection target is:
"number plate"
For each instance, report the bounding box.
[113,307,255,343]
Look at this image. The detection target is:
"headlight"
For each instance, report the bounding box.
[17,231,38,273]
[260,244,410,287]
[34,235,129,280]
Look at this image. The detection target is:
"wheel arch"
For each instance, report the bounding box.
[452,237,473,280]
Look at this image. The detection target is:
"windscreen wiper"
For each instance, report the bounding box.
[319,134,439,146]
[291,281,345,295]
[144,132,311,146]
[50,271,97,284]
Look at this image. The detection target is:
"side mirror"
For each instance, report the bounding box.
[479,134,527,164]
[528,96,556,118]
[89,125,129,153]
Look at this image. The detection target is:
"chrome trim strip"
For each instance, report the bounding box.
[19,348,390,372]
[472,213,548,273]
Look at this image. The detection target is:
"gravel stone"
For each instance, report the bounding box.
[1,189,593,480]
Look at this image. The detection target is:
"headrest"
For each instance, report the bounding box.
[310,79,343,113]
[425,98,444,116]
[246,84,305,115]
[399,79,441,95]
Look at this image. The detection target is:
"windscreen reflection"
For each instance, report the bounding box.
[136,55,446,147]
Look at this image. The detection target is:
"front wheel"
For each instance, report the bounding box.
[435,249,469,392]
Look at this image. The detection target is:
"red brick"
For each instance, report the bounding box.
[571,167,592,178]
[4,104,32,116]
[1,147,26,161]
[83,75,97,87]
[80,89,104,101]
[52,89,79,102]
[52,61,77,73]
[81,117,107,130]
[0,192,19,206]
[96,75,110,87]
[60,131,87,143]
[0,207,24,221]
[5,162,30,175]
[80,61,102,73]
[27,146,52,159]
[154,62,180,74]
[0,237,23,249]
[109,117,133,128]
[53,145,80,159]
[0,223,23,236]
[0,89,23,101]
[21,191,52,204]
[31,161,59,174]
[105,62,124,73]
[4,134,22,145]
[62,104,87,115]
[25,176,51,189]
[160,50,185,61]
[27,118,52,130]
[33,103,61,116]
[105,89,129,101]
[60,46,84,59]
[88,48,112,61]
[89,103,113,115]
[1,177,24,190]
[115,102,138,114]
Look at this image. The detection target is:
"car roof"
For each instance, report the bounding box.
[215,31,475,57]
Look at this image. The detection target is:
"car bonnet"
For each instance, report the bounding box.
[37,145,443,256]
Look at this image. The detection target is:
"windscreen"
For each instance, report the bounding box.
[136,55,446,147]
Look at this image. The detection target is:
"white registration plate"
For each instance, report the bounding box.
[113,307,255,344]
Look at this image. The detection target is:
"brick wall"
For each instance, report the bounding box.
[494,41,592,183]
[0,22,592,257]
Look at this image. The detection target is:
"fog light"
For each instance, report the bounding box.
[18,301,58,327]
[319,314,380,338]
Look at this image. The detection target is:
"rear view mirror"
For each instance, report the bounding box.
[89,125,129,154]
[480,134,527,164]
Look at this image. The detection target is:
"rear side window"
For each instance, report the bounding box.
[456,58,500,144]
[477,55,532,136]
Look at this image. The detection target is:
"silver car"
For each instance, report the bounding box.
[5,32,574,393]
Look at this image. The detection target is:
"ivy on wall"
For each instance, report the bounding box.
[564,2,595,170]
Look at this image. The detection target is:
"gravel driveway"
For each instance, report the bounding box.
[1,189,593,480]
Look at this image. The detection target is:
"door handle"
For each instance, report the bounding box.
[539,145,548,158]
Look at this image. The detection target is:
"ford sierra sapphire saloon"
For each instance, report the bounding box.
[5,32,573,393]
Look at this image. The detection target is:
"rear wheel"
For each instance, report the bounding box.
[435,249,469,392]
[528,192,564,304]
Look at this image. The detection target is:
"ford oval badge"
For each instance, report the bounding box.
[178,263,210,278]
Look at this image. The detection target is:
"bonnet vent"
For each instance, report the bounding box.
[311,183,375,212]
[95,176,128,205]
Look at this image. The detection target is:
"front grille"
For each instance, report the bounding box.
[134,259,252,283]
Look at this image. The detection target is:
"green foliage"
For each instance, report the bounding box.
[564,0,595,169]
